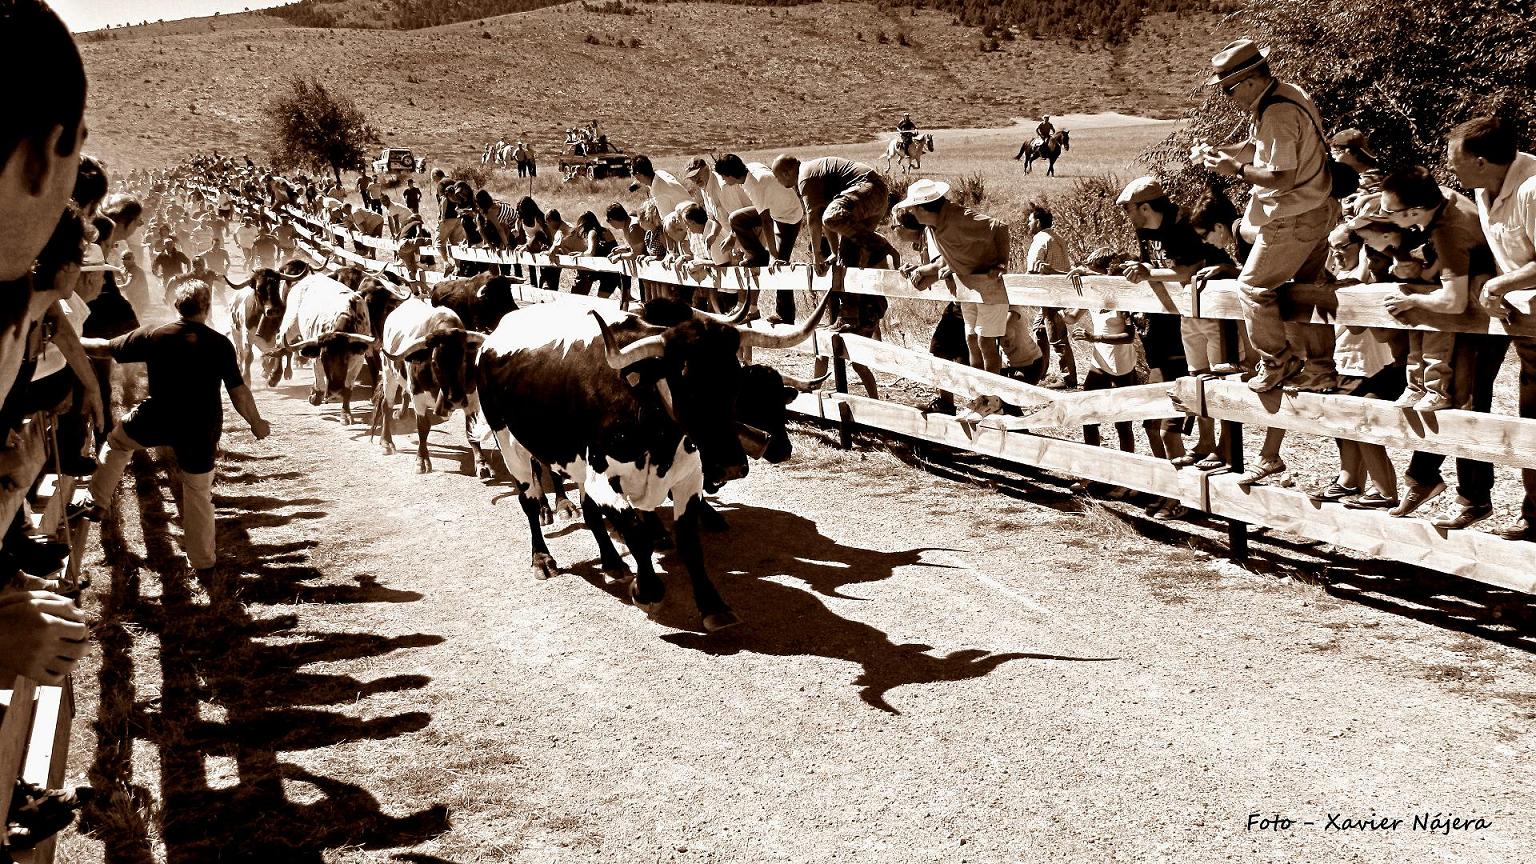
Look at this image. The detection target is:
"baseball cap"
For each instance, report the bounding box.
[683,157,710,181]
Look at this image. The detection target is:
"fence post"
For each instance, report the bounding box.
[1219,317,1249,561]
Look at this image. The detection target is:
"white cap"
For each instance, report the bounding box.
[894,179,951,210]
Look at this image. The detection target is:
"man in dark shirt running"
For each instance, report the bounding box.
[75,279,270,572]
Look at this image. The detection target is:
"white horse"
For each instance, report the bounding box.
[884,133,934,174]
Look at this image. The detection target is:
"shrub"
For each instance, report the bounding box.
[451,162,495,190]
[876,32,891,44]
[264,77,376,184]
[953,171,987,207]
[1015,174,1138,269]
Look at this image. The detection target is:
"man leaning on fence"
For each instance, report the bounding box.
[1449,116,1536,542]
[1197,39,1340,394]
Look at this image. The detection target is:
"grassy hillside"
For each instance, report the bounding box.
[80,1,1229,172]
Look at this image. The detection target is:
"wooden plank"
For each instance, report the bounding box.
[1052,383,1185,427]
[837,334,1056,411]
[1205,475,1536,594]
[1191,379,1536,471]
[827,393,1191,503]
[20,684,66,788]
[0,677,39,822]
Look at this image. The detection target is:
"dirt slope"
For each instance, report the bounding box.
[79,2,1229,172]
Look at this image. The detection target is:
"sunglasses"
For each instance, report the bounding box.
[1221,79,1246,95]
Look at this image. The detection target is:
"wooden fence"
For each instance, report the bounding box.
[195,186,1536,594]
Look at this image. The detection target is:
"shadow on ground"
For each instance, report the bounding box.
[83,438,448,863]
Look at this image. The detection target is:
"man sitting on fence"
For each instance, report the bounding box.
[1447,115,1536,540]
[73,279,271,573]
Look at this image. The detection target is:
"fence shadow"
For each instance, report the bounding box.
[81,445,449,863]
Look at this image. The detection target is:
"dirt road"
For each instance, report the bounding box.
[62,329,1535,863]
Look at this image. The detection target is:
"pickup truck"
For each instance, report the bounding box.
[372,147,417,176]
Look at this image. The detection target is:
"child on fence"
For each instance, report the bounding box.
[1311,325,1407,509]
[1372,165,1485,412]
[1068,250,1138,498]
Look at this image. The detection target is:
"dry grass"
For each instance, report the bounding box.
[78,3,1230,173]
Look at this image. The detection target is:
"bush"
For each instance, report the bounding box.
[1015,174,1138,270]
[876,32,891,44]
[953,171,987,207]
[451,162,495,190]
[1144,0,1536,199]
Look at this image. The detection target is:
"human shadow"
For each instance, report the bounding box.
[571,503,1116,714]
[82,442,449,863]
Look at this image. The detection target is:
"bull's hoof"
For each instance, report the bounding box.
[702,611,741,633]
[531,553,559,581]
[307,393,322,406]
[537,504,554,527]
[602,564,634,585]
[628,581,663,614]
[555,498,580,522]
[416,459,431,474]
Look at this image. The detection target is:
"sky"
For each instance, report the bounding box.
[52,0,294,32]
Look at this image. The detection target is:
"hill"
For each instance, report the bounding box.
[79,1,1229,172]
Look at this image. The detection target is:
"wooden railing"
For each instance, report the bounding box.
[186,184,1536,594]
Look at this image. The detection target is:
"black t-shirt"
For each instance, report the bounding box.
[403,186,422,209]
[1136,221,1231,271]
[109,320,242,434]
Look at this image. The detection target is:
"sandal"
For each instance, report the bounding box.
[1194,454,1228,471]
[1236,459,1286,486]
[1170,452,1209,468]
[6,781,83,852]
[1155,501,1188,521]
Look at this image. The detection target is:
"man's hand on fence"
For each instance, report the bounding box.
[1479,282,1515,321]
[904,262,943,291]
[1384,292,1420,319]
[0,591,90,685]
[1120,261,1152,284]
[1065,266,1090,294]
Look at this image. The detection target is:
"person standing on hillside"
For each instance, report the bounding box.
[1196,38,1339,394]
[402,177,422,215]
[1448,116,1536,540]
[74,280,270,573]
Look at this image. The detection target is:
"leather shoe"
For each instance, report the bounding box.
[1494,517,1535,542]
[1432,501,1494,530]
[1389,479,1446,518]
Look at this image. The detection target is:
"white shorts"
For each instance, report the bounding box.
[961,301,1009,338]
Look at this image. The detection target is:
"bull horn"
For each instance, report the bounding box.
[340,332,375,345]
[277,261,313,282]
[737,287,833,350]
[288,338,318,353]
[464,331,487,347]
[223,273,254,290]
[591,310,666,370]
[692,295,754,326]
[780,370,832,393]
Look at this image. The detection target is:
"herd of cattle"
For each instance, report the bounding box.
[212,190,829,633]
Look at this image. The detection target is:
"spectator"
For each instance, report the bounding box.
[1069,250,1138,497]
[1023,204,1078,390]
[366,175,384,214]
[382,193,415,240]
[1330,128,1383,214]
[630,154,697,223]
[74,279,270,572]
[355,172,373,212]
[896,179,1010,378]
[473,189,516,249]
[1198,39,1340,393]
[118,249,148,315]
[402,177,422,215]
[1450,116,1536,541]
[345,202,385,238]
[715,153,806,322]
[777,155,889,277]
[810,232,898,399]
[570,211,621,298]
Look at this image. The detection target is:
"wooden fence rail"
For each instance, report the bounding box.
[185,184,1536,593]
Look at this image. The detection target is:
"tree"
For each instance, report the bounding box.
[1144,0,1536,199]
[264,78,377,184]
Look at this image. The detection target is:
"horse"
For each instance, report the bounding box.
[1022,130,1070,177]
[883,133,934,174]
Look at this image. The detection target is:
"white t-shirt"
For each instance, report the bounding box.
[744,163,805,224]
[649,169,696,220]
[1084,309,1137,376]
[1334,326,1392,379]
[1474,151,1536,277]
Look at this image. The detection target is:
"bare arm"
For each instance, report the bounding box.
[51,320,105,430]
[227,383,271,439]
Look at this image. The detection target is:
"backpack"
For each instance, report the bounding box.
[1256,89,1357,200]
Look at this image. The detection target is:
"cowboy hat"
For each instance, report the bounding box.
[1206,39,1271,87]
[893,179,951,210]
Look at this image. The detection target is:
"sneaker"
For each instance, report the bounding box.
[1310,482,1360,503]
[1285,369,1338,393]
[1069,481,1089,495]
[1389,479,1446,518]
[1247,355,1302,393]
[1041,375,1072,390]
[1494,517,1535,542]
[1344,492,1398,510]
[1433,501,1494,530]
[1392,388,1425,409]
[1413,392,1453,412]
[65,500,106,523]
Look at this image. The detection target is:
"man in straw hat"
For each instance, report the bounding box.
[896,178,1011,380]
[1194,38,1341,393]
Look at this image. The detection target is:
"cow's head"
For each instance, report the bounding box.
[473,274,519,331]
[411,327,485,417]
[227,258,311,386]
[593,290,832,491]
[295,296,373,403]
[737,364,828,464]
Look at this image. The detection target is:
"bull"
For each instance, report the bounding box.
[275,272,374,424]
[223,258,314,386]
[476,290,830,632]
[427,271,520,333]
[372,297,483,473]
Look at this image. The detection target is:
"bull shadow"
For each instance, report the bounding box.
[82,444,449,864]
[572,503,1114,714]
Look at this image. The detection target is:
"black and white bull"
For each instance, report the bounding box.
[373,297,483,473]
[224,259,314,386]
[476,291,830,632]
[276,273,375,424]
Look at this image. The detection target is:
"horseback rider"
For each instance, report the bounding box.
[897,112,918,150]
[1015,115,1057,160]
